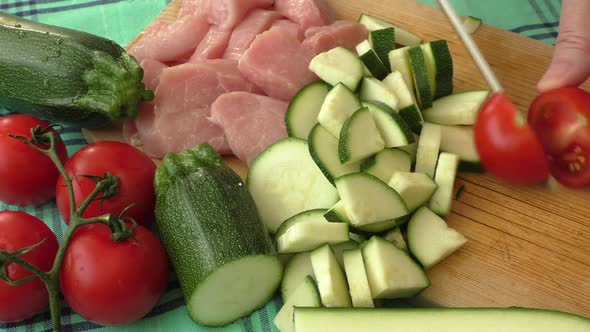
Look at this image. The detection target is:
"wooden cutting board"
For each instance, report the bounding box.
[84,0,590,318]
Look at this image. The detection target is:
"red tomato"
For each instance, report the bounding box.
[0,211,59,322]
[528,87,590,187]
[474,93,549,185]
[0,115,68,206]
[56,141,156,226]
[60,222,169,326]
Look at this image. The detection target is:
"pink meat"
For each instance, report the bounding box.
[274,0,335,33]
[130,60,260,158]
[208,0,274,30]
[210,92,288,165]
[140,59,168,91]
[302,20,368,55]
[128,14,209,63]
[271,19,305,41]
[238,26,317,101]
[189,26,233,61]
[223,9,281,60]
[178,0,208,17]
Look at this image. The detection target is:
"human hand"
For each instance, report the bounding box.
[537,0,590,92]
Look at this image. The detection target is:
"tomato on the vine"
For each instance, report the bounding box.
[0,115,68,206]
[56,141,156,226]
[60,222,169,326]
[474,93,549,185]
[528,87,590,187]
[0,211,59,322]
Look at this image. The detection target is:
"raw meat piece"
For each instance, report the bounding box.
[208,0,274,30]
[128,14,209,63]
[122,103,153,147]
[140,59,168,91]
[302,20,368,55]
[210,92,288,165]
[271,19,304,41]
[223,9,281,60]
[189,26,233,61]
[130,60,259,158]
[178,0,208,17]
[238,26,316,101]
[274,0,335,33]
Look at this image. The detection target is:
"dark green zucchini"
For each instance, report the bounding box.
[154,144,282,327]
[0,13,153,128]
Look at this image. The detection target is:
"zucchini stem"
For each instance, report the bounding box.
[0,129,133,331]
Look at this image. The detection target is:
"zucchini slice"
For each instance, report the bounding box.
[463,16,483,34]
[275,209,329,239]
[370,27,395,69]
[338,108,385,164]
[407,207,466,269]
[248,138,339,233]
[362,236,430,299]
[286,81,331,139]
[342,249,375,308]
[358,13,424,46]
[360,148,412,183]
[309,123,361,185]
[415,123,442,178]
[388,172,438,212]
[294,307,590,332]
[382,227,408,252]
[277,221,350,254]
[281,252,314,301]
[335,172,409,228]
[331,241,359,268]
[356,40,389,80]
[317,83,362,138]
[359,77,399,111]
[382,71,424,133]
[429,152,460,216]
[154,144,282,326]
[309,46,365,91]
[388,47,417,103]
[274,275,321,332]
[420,40,454,99]
[363,101,415,148]
[311,244,352,307]
[408,46,433,109]
[422,90,490,125]
[439,125,483,172]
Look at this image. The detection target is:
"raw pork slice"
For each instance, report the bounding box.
[302,20,368,55]
[178,0,208,17]
[238,26,316,101]
[210,92,288,165]
[223,9,281,60]
[274,0,335,33]
[271,19,304,41]
[208,0,274,30]
[130,60,259,158]
[128,14,209,63]
[189,26,233,61]
[140,59,168,91]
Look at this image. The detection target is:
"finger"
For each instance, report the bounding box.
[537,0,590,92]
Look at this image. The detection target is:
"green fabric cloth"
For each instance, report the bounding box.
[0,0,561,331]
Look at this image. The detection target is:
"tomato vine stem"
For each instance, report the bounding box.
[1,129,134,332]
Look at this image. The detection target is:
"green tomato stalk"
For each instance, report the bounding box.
[0,127,136,331]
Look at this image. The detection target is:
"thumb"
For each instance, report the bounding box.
[538,0,590,93]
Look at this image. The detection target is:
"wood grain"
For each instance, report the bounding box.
[84,0,590,318]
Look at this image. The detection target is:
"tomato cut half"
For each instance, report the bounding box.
[529,87,590,187]
[474,93,549,185]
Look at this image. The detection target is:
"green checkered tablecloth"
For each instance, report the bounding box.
[0,0,562,331]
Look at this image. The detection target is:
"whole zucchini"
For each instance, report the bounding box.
[154,144,282,327]
[0,13,153,128]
